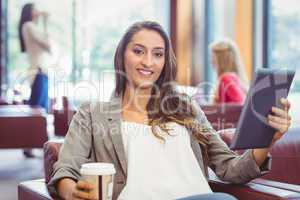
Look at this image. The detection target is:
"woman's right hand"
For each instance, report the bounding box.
[41,11,49,18]
[65,180,97,200]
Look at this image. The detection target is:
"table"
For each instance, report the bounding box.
[0,105,48,148]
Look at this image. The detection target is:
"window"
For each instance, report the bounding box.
[268,0,300,125]
[269,0,300,92]
[7,0,73,100]
[7,0,169,103]
[74,0,169,81]
[199,0,236,102]
[206,0,236,84]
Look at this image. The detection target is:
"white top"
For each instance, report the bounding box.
[22,21,51,82]
[117,121,212,200]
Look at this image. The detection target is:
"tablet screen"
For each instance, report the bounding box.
[230,69,295,150]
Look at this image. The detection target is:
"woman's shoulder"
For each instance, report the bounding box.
[78,101,112,114]
[77,100,121,121]
[219,72,241,84]
[22,21,36,30]
[22,21,37,35]
[219,72,239,80]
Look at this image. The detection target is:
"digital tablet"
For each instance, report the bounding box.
[230,69,295,150]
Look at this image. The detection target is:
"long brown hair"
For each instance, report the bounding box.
[114,21,211,167]
[19,3,34,52]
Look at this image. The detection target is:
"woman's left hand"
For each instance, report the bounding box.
[268,98,292,145]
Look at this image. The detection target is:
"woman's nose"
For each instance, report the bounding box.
[141,53,154,67]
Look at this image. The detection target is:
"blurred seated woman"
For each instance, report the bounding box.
[210,39,248,104]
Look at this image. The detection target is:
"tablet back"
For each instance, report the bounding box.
[230,69,295,150]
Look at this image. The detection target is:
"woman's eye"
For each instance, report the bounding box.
[133,49,144,55]
[154,52,164,58]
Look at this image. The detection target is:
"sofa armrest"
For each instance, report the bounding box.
[18,179,52,200]
[209,177,300,200]
[253,178,300,193]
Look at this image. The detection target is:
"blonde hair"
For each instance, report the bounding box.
[210,39,248,89]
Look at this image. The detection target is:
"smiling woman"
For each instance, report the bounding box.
[47,21,291,200]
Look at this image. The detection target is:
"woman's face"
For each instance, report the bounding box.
[124,29,166,90]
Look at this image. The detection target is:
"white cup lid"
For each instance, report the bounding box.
[80,162,116,176]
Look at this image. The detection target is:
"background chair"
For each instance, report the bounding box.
[53,96,76,137]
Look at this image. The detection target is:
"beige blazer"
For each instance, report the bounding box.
[47,96,270,200]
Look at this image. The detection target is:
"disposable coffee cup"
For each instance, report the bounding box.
[80,163,116,200]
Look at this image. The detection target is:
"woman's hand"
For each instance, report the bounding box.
[41,11,49,19]
[66,180,97,200]
[268,98,292,146]
[252,98,291,167]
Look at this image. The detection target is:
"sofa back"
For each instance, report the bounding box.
[201,104,242,130]
[263,126,300,185]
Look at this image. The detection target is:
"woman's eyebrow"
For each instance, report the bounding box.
[133,43,165,50]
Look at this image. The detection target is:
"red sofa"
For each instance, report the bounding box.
[18,103,300,200]
[18,129,300,200]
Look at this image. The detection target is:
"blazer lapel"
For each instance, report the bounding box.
[103,95,127,176]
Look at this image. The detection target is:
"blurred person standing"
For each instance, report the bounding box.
[18,3,51,111]
[18,3,51,158]
[210,39,248,104]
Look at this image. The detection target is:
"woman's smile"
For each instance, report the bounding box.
[136,68,154,77]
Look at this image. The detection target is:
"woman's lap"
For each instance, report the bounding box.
[177,192,237,200]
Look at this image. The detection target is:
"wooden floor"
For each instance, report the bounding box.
[0,149,44,200]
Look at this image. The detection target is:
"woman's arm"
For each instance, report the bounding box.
[22,22,51,52]
[47,103,94,198]
[195,98,291,184]
[194,101,268,184]
[41,12,49,34]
